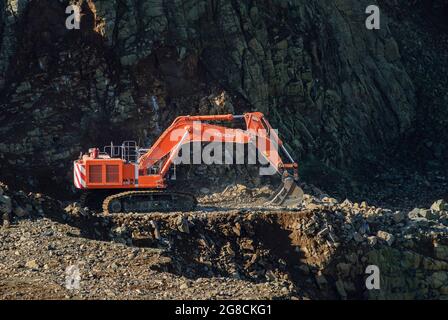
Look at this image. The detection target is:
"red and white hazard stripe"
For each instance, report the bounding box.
[73,162,86,189]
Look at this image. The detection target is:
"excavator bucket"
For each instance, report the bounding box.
[266,177,304,206]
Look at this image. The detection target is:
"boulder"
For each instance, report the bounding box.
[14,206,29,217]
[431,271,448,289]
[377,231,395,246]
[431,200,447,212]
[434,245,448,262]
[367,236,378,247]
[392,211,405,223]
[176,216,190,234]
[0,195,12,214]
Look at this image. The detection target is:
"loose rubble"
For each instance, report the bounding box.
[1,181,448,299]
[0,182,61,226]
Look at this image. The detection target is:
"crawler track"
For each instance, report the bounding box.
[102,190,197,214]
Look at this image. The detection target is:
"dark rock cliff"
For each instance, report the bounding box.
[0,0,447,195]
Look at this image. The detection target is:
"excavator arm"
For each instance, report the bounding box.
[137,112,303,205]
[138,113,297,178]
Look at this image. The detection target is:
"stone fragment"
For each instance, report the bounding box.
[434,245,448,262]
[431,271,448,289]
[0,195,12,214]
[336,263,351,277]
[315,274,328,289]
[353,232,363,243]
[377,231,395,246]
[176,216,190,234]
[14,206,28,217]
[367,236,378,247]
[431,200,447,212]
[335,279,347,299]
[392,211,405,223]
[25,260,39,270]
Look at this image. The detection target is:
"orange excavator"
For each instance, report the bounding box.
[74,112,303,213]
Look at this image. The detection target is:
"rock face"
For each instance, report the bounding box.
[0,0,447,195]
